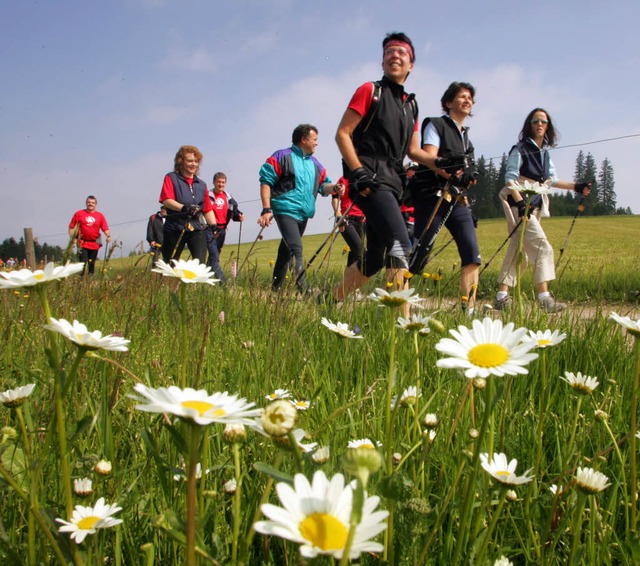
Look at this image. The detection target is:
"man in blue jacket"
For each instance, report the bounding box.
[258,124,344,292]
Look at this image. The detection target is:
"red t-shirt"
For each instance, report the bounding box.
[211,191,230,226]
[159,175,213,213]
[69,210,109,250]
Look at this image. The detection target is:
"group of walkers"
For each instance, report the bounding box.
[70,31,592,312]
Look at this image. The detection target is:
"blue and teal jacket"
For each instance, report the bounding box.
[259,144,331,222]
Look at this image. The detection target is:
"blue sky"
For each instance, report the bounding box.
[2,0,638,254]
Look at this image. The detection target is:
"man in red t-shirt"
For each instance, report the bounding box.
[69,195,111,275]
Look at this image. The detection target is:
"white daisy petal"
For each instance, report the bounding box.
[130,384,261,426]
[436,317,538,378]
[152,258,219,285]
[56,497,122,544]
[254,470,388,560]
[480,452,534,485]
[0,262,85,289]
[44,318,130,352]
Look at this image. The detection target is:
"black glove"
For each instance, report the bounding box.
[516,200,531,218]
[575,182,591,195]
[349,167,379,193]
[435,155,466,171]
[209,225,221,238]
[451,171,477,191]
[181,204,200,217]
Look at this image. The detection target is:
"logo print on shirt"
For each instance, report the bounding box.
[86,216,96,226]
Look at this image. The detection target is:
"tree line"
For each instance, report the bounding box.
[0,237,64,263]
[468,150,633,218]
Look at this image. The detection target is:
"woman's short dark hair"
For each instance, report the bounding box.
[292,124,318,145]
[441,82,476,115]
[519,108,558,147]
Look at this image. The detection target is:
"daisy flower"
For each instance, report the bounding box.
[223,478,237,494]
[173,463,210,482]
[368,287,422,308]
[347,438,381,450]
[254,470,388,560]
[265,389,291,401]
[494,556,514,566]
[130,384,261,426]
[0,384,35,408]
[272,428,319,453]
[549,484,563,496]
[609,312,640,337]
[291,399,311,411]
[95,460,112,475]
[259,399,297,437]
[424,413,439,428]
[512,178,553,196]
[44,318,130,352]
[480,453,534,485]
[321,317,362,339]
[56,497,123,544]
[312,446,331,464]
[435,317,538,378]
[390,385,420,409]
[560,371,599,394]
[0,262,84,289]
[575,467,610,493]
[73,478,94,497]
[527,328,567,349]
[396,314,432,334]
[152,258,219,285]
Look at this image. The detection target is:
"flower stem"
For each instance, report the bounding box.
[452,377,494,564]
[185,424,202,566]
[231,442,242,566]
[569,492,587,564]
[475,489,508,564]
[630,337,640,532]
[179,283,187,389]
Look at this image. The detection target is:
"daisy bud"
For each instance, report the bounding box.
[343,445,383,486]
[468,428,479,439]
[405,497,431,515]
[424,413,439,428]
[393,452,402,465]
[595,409,608,422]
[223,479,237,494]
[506,490,518,502]
[311,446,331,464]
[73,478,94,497]
[223,423,247,444]
[95,459,112,476]
[427,318,445,333]
[261,400,297,438]
[473,378,487,390]
[1,426,18,441]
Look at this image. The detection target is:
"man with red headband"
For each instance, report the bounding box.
[329,32,442,303]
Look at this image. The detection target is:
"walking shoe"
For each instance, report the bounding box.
[539,296,566,313]
[492,295,512,311]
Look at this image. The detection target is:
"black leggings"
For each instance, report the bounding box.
[79,248,99,275]
[409,195,481,274]
[354,190,411,277]
[340,217,365,267]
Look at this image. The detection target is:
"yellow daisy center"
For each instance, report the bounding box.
[299,512,348,551]
[181,400,218,416]
[468,343,509,368]
[496,470,510,477]
[538,339,552,346]
[34,273,44,280]
[180,269,197,280]
[77,515,100,530]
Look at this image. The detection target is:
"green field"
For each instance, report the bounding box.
[0,214,639,565]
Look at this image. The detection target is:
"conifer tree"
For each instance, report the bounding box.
[597,157,616,214]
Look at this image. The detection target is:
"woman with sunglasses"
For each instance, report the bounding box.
[493,108,591,313]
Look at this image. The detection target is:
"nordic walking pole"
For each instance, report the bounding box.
[236,220,243,266]
[555,196,586,269]
[237,225,266,277]
[294,201,355,286]
[478,219,523,277]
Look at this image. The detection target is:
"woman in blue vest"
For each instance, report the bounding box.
[159,145,217,263]
[494,108,591,312]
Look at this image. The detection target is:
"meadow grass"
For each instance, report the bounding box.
[0,215,639,565]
